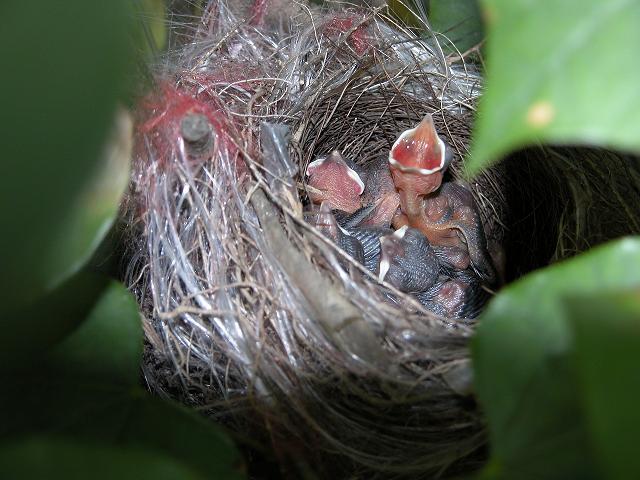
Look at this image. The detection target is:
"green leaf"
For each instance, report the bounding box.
[0,387,244,479]
[0,437,205,480]
[0,271,109,368]
[478,354,595,479]
[430,0,483,53]
[49,280,142,385]
[135,0,168,55]
[472,237,640,478]
[467,0,640,175]
[0,282,245,479]
[0,282,142,434]
[0,0,134,309]
[0,391,245,480]
[567,292,640,480]
[43,111,133,289]
[387,0,429,29]
[118,397,245,480]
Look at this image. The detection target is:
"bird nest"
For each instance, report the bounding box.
[123,1,640,478]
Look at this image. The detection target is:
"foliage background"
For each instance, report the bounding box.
[1,1,639,478]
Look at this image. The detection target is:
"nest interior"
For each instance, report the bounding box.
[124,2,640,479]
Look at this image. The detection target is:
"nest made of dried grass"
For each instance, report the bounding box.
[123,1,640,479]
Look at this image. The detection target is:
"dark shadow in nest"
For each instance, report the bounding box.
[500,146,640,280]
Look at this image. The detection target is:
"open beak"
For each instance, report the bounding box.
[388,114,446,175]
[306,151,365,194]
[305,150,365,212]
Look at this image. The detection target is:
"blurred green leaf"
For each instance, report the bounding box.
[0,0,134,309]
[0,271,109,367]
[44,111,133,290]
[119,397,245,480]
[135,0,168,55]
[49,280,141,385]
[472,237,640,478]
[467,0,640,175]
[567,292,640,480]
[0,282,140,435]
[477,354,596,479]
[0,282,245,479]
[0,437,205,480]
[387,0,430,29]
[0,391,245,480]
[430,0,483,53]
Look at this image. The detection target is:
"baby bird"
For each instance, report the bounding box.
[344,225,393,273]
[388,115,496,284]
[388,114,450,219]
[421,182,496,282]
[306,150,364,213]
[333,204,394,273]
[378,226,440,293]
[359,156,401,228]
[415,271,489,319]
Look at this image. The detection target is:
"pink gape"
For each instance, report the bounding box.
[389,114,496,283]
[305,151,365,213]
[389,114,447,223]
[306,152,399,227]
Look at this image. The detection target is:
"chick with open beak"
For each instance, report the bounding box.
[389,114,496,284]
[389,114,450,226]
[306,150,364,213]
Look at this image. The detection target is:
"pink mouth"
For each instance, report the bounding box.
[305,151,364,213]
[389,114,445,175]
